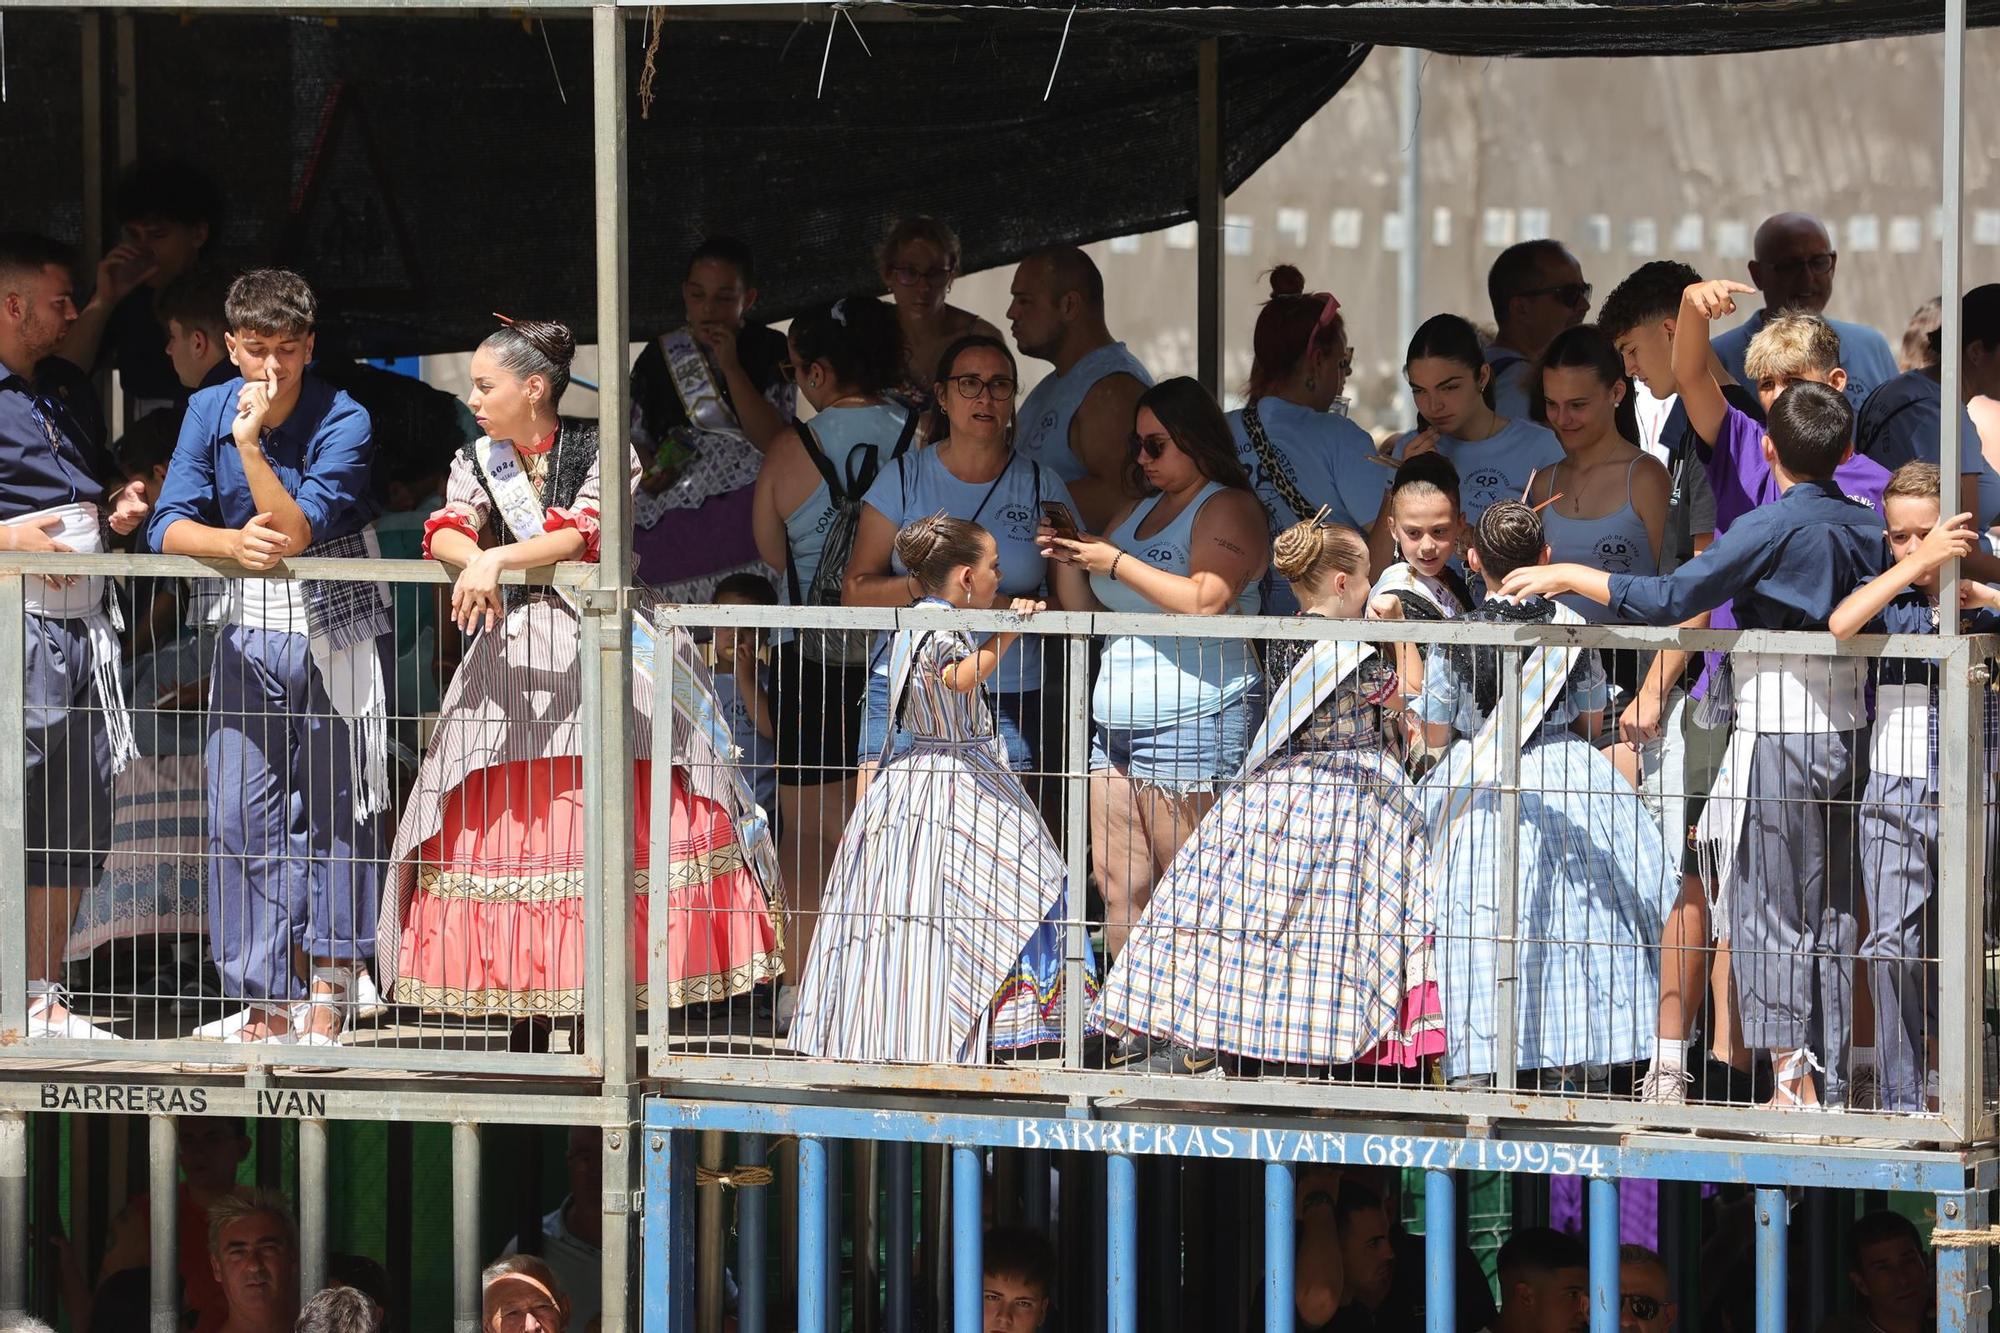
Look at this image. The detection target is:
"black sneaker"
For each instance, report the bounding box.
[1108,1034,1217,1075]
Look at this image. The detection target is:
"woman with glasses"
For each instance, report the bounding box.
[1039,377,1269,961]
[1227,265,1395,614]
[842,335,1079,788]
[1392,313,1564,535]
[749,294,913,1000]
[877,217,1001,412]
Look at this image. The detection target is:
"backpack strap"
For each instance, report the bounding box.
[792,421,847,500]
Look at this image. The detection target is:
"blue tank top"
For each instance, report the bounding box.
[1532,455,1660,624]
[1088,482,1261,727]
[1014,342,1155,484]
[781,402,912,598]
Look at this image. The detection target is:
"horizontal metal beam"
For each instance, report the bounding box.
[0,1036,597,1078]
[0,1073,626,1125]
[0,552,593,584]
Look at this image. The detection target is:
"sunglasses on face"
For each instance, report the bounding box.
[948,373,1017,402]
[1622,1296,1665,1321]
[1130,432,1173,461]
[1766,252,1836,279]
[890,263,955,287]
[1518,282,1593,309]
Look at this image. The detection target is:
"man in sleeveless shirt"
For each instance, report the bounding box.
[1007,247,1153,530]
[1485,240,1592,422]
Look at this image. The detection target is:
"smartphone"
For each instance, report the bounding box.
[1040,501,1079,539]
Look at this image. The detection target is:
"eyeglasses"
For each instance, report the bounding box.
[1336,351,1355,377]
[889,263,955,287]
[949,374,1016,402]
[778,362,797,384]
[1517,282,1593,309]
[1130,432,1172,461]
[1765,252,1837,279]
[1622,1295,1666,1321]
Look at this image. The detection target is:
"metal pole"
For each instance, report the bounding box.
[799,1139,829,1333]
[1424,1170,1456,1333]
[298,1118,329,1297]
[1753,1187,1787,1333]
[739,1133,771,1333]
[80,16,103,276]
[1495,647,1525,1083]
[1062,635,1091,1062]
[1021,1149,1050,1235]
[884,1142,912,1333]
[1934,1188,1990,1333]
[1196,37,1224,397]
[952,1147,983,1333]
[587,0,635,1087]
[1588,1177,1619,1333]
[453,1123,481,1333]
[605,1124,640,1333]
[1263,1163,1295,1333]
[698,1132,726,1333]
[148,1116,178,1333]
[824,1142,842,1333]
[0,1113,25,1317]
[643,1127,695,1333]
[856,1142,881,1333]
[1940,0,1966,632]
[1396,46,1423,411]
[113,14,136,167]
[1107,1153,1138,1333]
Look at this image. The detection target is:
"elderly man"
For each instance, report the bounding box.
[1618,1245,1678,1333]
[483,1255,571,1333]
[1711,212,1899,410]
[209,1190,300,1333]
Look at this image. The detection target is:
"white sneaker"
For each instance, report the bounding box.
[352,966,387,1024]
[27,988,121,1041]
[193,1007,259,1041]
[1847,1064,1882,1112]
[1639,1064,1693,1106]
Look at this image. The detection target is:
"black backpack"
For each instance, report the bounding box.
[785,408,920,663]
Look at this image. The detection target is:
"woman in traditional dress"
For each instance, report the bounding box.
[1095,516,1436,1076]
[629,236,794,601]
[790,515,1083,1063]
[378,319,783,1049]
[1414,501,1675,1090]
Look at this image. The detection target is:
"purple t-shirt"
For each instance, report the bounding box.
[1702,402,1888,632]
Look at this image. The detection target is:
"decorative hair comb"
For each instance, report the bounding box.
[1310,503,1333,527]
[1313,292,1341,332]
[1530,491,1564,513]
[492,311,516,327]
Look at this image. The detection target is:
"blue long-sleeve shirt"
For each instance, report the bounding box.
[1606,477,1886,630]
[147,373,378,550]
[0,355,118,519]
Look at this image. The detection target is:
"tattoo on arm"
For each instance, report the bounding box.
[1212,537,1247,556]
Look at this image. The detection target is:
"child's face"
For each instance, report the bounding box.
[1294,560,1371,620]
[712,593,763,664]
[226,326,314,403]
[1392,491,1459,578]
[982,1272,1049,1333]
[1885,494,1944,587]
[961,533,1004,607]
[1755,365,1847,414]
[1613,320,1676,398]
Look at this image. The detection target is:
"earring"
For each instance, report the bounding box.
[810,372,823,389]
[1305,373,1317,392]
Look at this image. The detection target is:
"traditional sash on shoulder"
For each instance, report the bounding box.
[1371,562,1464,619]
[661,329,749,443]
[468,435,578,616]
[1237,635,1376,778]
[1437,602,1586,829]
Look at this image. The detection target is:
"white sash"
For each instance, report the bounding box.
[469,435,578,620]
[1237,636,1376,778]
[661,329,749,443]
[16,502,136,772]
[1437,602,1587,831]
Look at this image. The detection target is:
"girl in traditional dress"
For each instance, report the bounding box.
[790,515,1083,1063]
[378,319,783,1050]
[1368,454,1474,771]
[1414,501,1674,1090]
[1095,517,1436,1076]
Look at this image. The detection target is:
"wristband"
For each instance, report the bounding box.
[1110,551,1125,582]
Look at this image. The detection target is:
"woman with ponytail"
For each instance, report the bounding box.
[791,516,1089,1062]
[1226,265,1396,612]
[380,319,784,1050]
[1095,513,1437,1075]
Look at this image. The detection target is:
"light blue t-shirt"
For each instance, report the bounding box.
[1228,397,1392,615]
[1013,341,1154,483]
[1855,368,2000,527]
[1396,417,1566,530]
[1484,345,1536,423]
[781,402,913,599]
[713,666,777,813]
[1712,309,1899,413]
[1087,483,1261,728]
[861,447,1074,694]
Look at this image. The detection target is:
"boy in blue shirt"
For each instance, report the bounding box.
[1829,462,1999,1111]
[1505,379,1886,1109]
[149,269,391,1046]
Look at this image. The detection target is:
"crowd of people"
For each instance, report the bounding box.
[3,156,1995,1114]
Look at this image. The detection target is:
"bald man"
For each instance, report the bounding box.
[1711,212,1899,411]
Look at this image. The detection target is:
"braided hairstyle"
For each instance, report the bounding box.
[1271,515,1368,591]
[894,514,990,596]
[481,319,577,407]
[1468,500,1545,584]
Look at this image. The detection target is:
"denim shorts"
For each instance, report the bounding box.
[857,665,1038,772]
[1089,685,1264,792]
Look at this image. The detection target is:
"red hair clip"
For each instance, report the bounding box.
[1313,292,1342,332]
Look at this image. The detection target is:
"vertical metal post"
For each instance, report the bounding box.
[1195,37,1224,397]
[298,1118,329,1297]
[148,1115,178,1333]
[739,1133,771,1333]
[0,1113,25,1317]
[1495,647,1525,1084]
[824,1142,842,1333]
[953,1147,983,1333]
[113,14,137,166]
[1021,1149,1050,1235]
[1396,46,1423,411]
[884,1143,912,1333]
[1424,1170,1457,1333]
[587,0,635,1085]
[1803,1191,1834,1333]
[643,1127,696,1333]
[1107,1154,1139,1333]
[1063,635,1091,1061]
[799,1139,829,1333]
[1263,1163,1295,1333]
[1588,1177,1619,1333]
[605,1123,641,1333]
[1940,0,1967,630]
[1934,1188,1991,1333]
[1753,1188,1787,1333]
[0,579,27,1040]
[1938,636,1980,1137]
[856,1142,881,1333]
[453,1123,481,1333]
[698,1132,726,1333]
[80,16,103,275]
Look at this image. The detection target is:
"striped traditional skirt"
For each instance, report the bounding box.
[1095,745,1436,1067]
